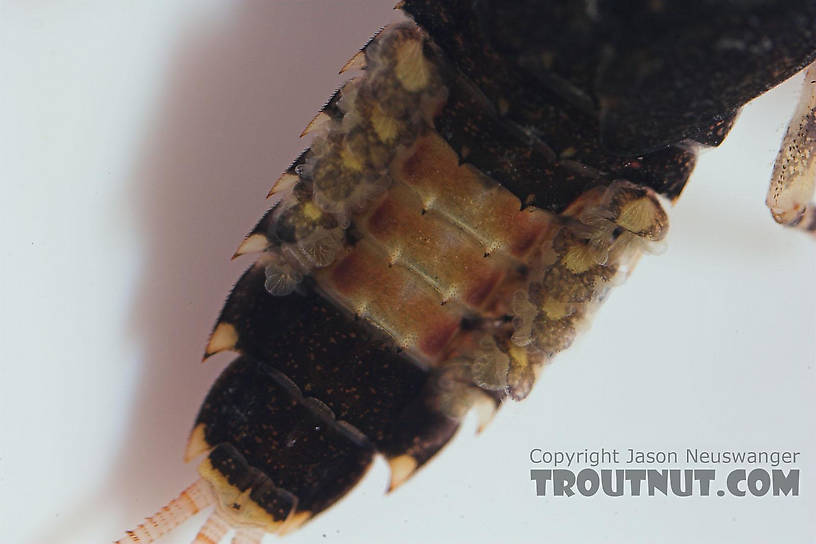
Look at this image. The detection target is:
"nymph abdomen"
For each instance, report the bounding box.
[115,2,816,539]
[171,23,673,540]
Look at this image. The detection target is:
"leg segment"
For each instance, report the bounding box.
[767,61,816,235]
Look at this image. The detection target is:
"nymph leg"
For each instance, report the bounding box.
[766,61,816,235]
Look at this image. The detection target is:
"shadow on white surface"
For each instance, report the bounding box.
[17,4,815,543]
[27,2,396,543]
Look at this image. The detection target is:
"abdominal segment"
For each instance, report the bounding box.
[194,21,676,534]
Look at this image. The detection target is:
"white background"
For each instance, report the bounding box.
[1,2,814,543]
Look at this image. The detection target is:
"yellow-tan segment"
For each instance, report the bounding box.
[315,240,462,363]
[339,49,367,73]
[204,322,238,359]
[233,233,270,259]
[313,128,564,368]
[185,423,210,462]
[393,132,555,257]
[360,182,507,308]
[387,454,419,492]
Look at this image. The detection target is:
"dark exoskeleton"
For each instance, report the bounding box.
[118,2,816,542]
